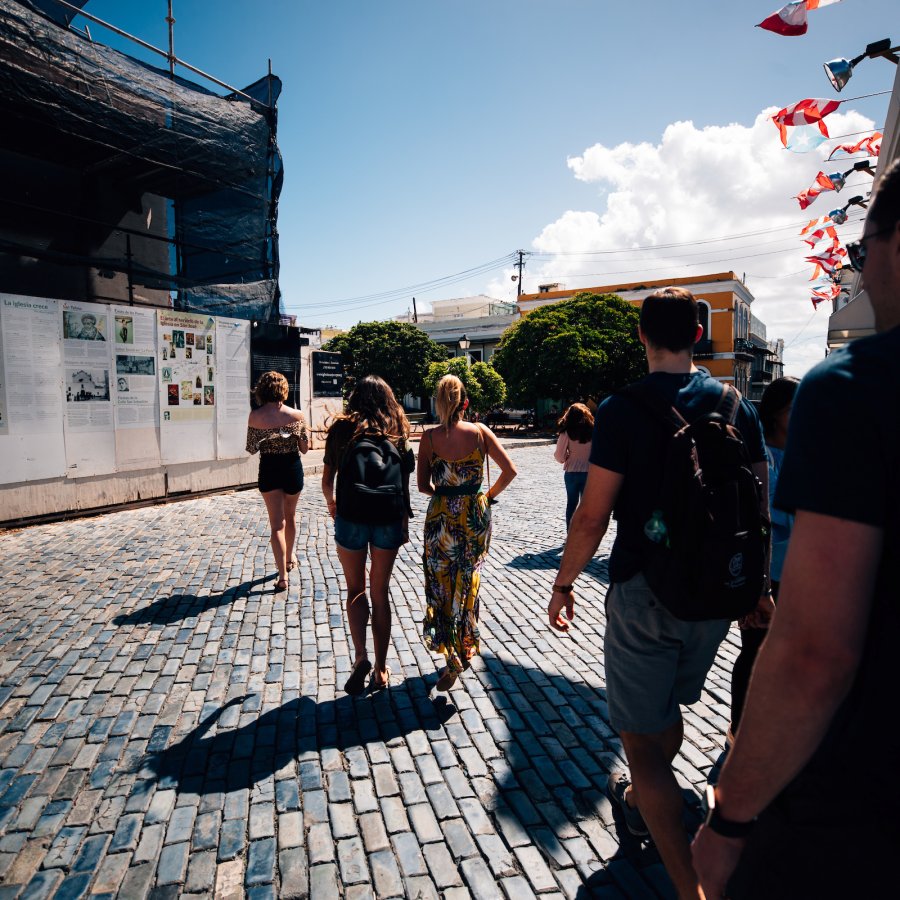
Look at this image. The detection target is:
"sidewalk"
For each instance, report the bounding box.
[0,445,734,899]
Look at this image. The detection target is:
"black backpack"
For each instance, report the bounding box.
[621,381,767,622]
[336,434,414,526]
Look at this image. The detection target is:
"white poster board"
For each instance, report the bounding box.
[61,300,116,477]
[0,294,66,484]
[112,305,161,470]
[215,317,251,459]
[158,310,216,464]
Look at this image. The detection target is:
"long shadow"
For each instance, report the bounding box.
[506,548,610,584]
[126,652,711,899]
[112,575,274,627]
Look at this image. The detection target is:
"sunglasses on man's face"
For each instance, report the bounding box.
[846,225,897,272]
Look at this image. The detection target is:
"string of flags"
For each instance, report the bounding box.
[757,0,842,38]
[827,132,882,160]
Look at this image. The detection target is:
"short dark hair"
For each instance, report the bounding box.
[639,287,699,352]
[868,157,900,233]
[757,376,800,440]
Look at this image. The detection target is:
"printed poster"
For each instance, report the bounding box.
[112,305,160,470]
[158,309,216,464]
[0,294,66,484]
[62,299,116,476]
[216,317,251,459]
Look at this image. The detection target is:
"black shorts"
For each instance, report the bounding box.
[258,452,304,495]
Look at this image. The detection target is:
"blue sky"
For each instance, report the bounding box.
[76,1,897,373]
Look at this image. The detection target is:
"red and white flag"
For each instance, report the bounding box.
[827,131,883,160]
[810,283,841,307]
[757,0,842,37]
[799,217,827,236]
[773,98,841,146]
[807,246,846,279]
[796,172,838,210]
[803,225,838,248]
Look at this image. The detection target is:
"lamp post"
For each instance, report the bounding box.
[458,334,471,364]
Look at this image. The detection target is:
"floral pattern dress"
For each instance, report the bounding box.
[422,445,492,674]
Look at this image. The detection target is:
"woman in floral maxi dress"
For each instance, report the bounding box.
[418,375,517,690]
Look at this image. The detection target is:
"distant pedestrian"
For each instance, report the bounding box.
[245,371,309,592]
[322,376,415,694]
[419,375,517,691]
[728,375,799,742]
[554,402,594,529]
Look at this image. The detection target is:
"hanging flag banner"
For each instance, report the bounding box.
[62,299,116,477]
[786,124,830,153]
[807,246,846,279]
[773,98,841,146]
[796,172,838,210]
[757,0,841,37]
[802,224,838,248]
[0,294,65,484]
[158,310,216,464]
[810,282,841,307]
[827,131,882,160]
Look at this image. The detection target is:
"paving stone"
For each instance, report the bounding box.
[392,830,428,878]
[369,848,404,898]
[423,841,464,888]
[460,856,503,900]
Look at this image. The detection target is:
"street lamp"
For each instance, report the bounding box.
[824,38,898,92]
[458,334,470,363]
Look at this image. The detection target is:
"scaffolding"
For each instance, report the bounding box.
[0,0,284,320]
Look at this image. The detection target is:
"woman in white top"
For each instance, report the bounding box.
[554,402,594,530]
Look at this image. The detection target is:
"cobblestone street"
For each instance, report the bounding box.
[0,445,738,899]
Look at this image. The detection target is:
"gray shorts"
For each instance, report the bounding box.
[604,572,730,735]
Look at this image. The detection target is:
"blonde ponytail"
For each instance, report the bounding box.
[435,374,467,433]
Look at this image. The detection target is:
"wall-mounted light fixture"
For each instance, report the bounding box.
[824,38,899,92]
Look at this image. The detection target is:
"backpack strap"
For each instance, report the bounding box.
[715,382,741,425]
[619,382,689,433]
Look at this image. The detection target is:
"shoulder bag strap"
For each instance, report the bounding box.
[715,382,741,424]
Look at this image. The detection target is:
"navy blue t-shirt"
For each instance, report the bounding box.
[590,371,767,584]
[770,326,900,817]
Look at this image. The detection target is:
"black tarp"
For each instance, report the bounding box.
[0,0,283,321]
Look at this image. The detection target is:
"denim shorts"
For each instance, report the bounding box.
[334,515,405,552]
[604,572,730,734]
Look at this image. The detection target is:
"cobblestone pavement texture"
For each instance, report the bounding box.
[0,444,740,899]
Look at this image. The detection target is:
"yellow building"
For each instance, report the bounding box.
[518,271,783,400]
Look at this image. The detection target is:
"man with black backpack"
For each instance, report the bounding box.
[548,287,770,900]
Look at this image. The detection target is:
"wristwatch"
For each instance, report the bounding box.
[704,785,755,839]
[552,584,574,594]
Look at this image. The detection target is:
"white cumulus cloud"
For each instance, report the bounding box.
[487,107,877,376]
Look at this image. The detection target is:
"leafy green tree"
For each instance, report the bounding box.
[423,357,507,414]
[491,292,645,404]
[322,321,449,398]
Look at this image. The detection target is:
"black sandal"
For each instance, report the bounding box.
[343,659,372,695]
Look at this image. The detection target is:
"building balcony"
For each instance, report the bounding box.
[751,370,773,385]
[734,337,755,360]
[693,339,714,358]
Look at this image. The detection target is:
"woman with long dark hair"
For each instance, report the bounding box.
[246,371,309,591]
[729,375,800,742]
[554,403,594,529]
[322,376,414,694]
[418,374,517,691]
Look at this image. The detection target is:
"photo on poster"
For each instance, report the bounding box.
[167,385,179,405]
[117,376,129,393]
[163,411,171,420]
[162,367,172,382]
[204,385,215,406]
[193,392,202,406]
[185,347,192,360]
[116,354,155,376]
[67,369,110,401]
[206,336,213,352]
[115,316,134,344]
[163,333,171,342]
[63,311,106,341]
[180,380,193,400]
[162,346,169,360]
[186,332,195,347]
[207,367,213,383]
[172,330,185,348]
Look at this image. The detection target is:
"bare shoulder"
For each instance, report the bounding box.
[285,406,306,423]
[247,408,264,428]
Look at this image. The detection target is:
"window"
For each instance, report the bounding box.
[697,301,711,343]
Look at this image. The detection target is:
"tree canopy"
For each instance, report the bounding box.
[491,293,646,403]
[322,321,449,398]
[423,357,507,414]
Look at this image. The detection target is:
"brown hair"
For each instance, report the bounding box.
[639,286,700,352]
[434,374,467,432]
[557,402,594,443]
[331,374,410,444]
[254,370,289,405]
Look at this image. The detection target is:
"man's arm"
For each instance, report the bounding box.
[692,509,883,896]
[548,463,622,631]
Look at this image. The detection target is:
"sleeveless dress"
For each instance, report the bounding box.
[422,444,492,674]
[245,421,307,494]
